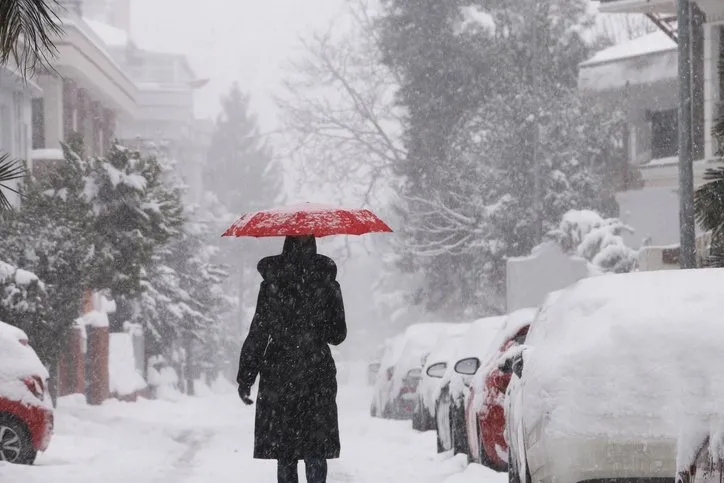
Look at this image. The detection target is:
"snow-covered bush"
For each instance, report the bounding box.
[546,209,638,273]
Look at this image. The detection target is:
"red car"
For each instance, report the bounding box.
[464,308,536,471]
[0,321,53,464]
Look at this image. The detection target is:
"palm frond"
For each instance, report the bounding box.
[0,0,62,77]
[694,167,724,235]
[0,153,26,210]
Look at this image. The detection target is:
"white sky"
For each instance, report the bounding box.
[130,0,346,131]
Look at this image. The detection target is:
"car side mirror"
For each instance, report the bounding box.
[454,357,481,376]
[426,362,447,379]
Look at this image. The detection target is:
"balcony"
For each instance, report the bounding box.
[597,0,675,14]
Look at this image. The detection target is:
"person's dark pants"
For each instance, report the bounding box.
[277,459,327,483]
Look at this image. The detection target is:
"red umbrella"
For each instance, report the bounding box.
[222,203,393,238]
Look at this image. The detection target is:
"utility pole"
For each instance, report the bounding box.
[678,0,696,269]
[531,0,543,242]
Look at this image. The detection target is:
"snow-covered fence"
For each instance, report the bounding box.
[505,241,589,312]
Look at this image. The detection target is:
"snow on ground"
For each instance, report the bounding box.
[0,379,505,483]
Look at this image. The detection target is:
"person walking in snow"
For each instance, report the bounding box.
[237,235,347,483]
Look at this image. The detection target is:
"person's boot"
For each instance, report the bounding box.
[304,459,327,483]
[277,459,299,483]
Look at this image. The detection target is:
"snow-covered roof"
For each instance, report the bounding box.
[521,268,724,442]
[84,17,130,47]
[581,30,675,67]
[579,31,677,93]
[31,149,65,161]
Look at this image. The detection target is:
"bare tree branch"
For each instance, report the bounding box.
[276,0,404,207]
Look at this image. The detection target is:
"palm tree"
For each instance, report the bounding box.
[0,0,61,76]
[694,48,724,266]
[0,154,25,210]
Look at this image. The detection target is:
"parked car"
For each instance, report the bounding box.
[413,327,469,431]
[367,344,386,385]
[435,316,505,455]
[371,323,466,420]
[464,307,537,470]
[0,321,53,464]
[503,270,724,483]
[367,361,381,386]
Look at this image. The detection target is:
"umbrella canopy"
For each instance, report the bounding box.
[222,203,393,238]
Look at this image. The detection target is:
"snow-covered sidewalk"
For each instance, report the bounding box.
[0,382,506,483]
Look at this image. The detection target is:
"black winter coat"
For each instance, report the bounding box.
[237,240,347,461]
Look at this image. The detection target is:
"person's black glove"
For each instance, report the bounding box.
[238,386,253,405]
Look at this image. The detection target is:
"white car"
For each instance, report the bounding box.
[413,326,469,431]
[371,322,467,420]
[434,315,506,455]
[504,269,724,483]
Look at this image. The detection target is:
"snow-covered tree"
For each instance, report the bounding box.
[205,83,281,213]
[86,144,184,299]
[205,83,282,324]
[377,0,631,316]
[546,209,638,273]
[0,145,95,378]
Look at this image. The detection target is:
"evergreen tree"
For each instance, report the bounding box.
[205,84,282,324]
[205,83,280,212]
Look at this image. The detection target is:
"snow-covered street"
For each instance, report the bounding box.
[0,380,506,483]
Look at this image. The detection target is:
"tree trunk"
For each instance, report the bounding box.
[184,334,195,396]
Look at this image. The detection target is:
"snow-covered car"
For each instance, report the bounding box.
[434,315,505,455]
[412,326,470,431]
[503,269,724,483]
[464,307,536,470]
[0,321,53,464]
[371,323,467,420]
[367,361,381,386]
[367,344,385,385]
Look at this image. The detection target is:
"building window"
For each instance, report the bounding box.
[31,98,45,149]
[651,109,678,159]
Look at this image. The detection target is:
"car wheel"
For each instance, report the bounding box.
[412,406,422,431]
[0,417,36,465]
[508,450,521,483]
[434,403,445,453]
[423,409,434,431]
[452,405,468,455]
[478,423,506,472]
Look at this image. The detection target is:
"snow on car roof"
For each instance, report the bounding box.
[0,320,49,408]
[0,320,29,343]
[424,330,469,369]
[521,268,724,442]
[454,316,507,361]
[380,322,470,370]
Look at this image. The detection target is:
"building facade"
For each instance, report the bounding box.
[31,0,137,173]
[580,1,724,249]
